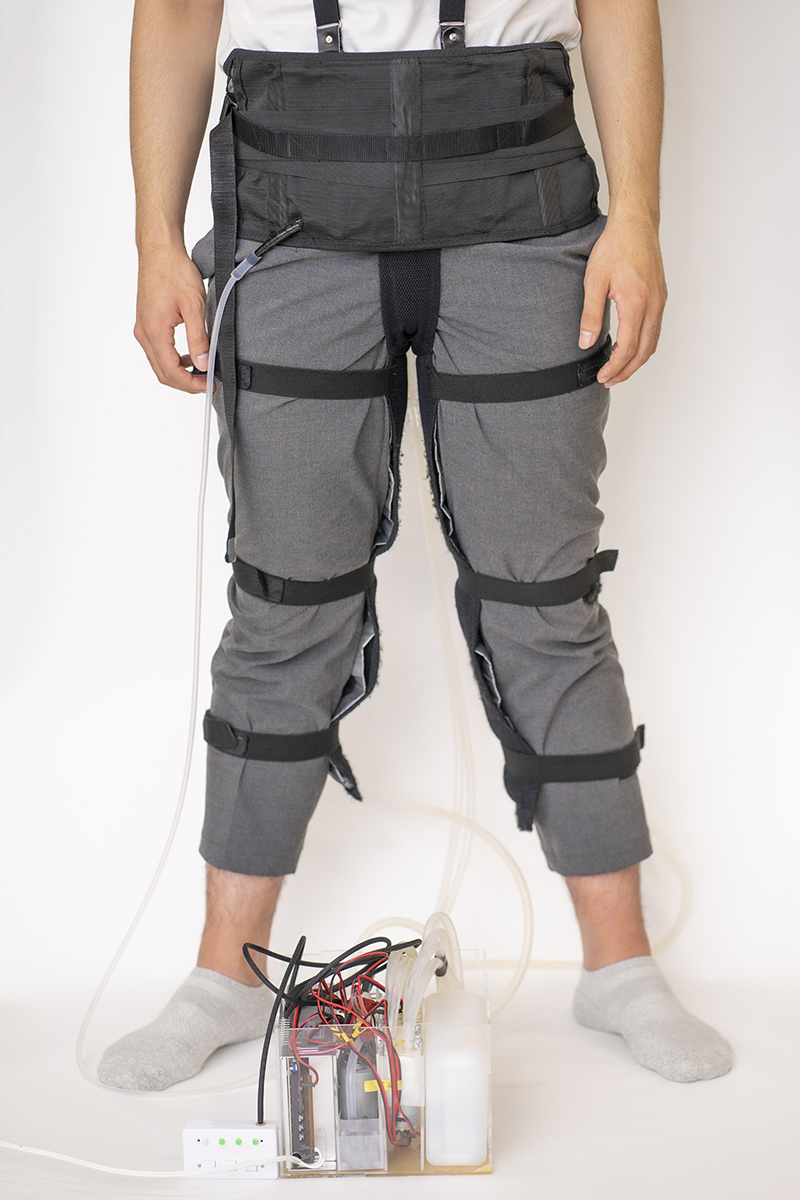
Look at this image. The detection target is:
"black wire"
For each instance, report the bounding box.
[248,934,423,1131]
[284,938,422,1016]
[257,934,306,1126]
[242,937,421,983]
[241,943,281,994]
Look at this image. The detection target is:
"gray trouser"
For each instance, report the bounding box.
[191,215,652,878]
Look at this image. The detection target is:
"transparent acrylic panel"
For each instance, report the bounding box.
[278,951,491,1178]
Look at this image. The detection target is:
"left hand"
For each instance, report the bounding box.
[578,215,668,387]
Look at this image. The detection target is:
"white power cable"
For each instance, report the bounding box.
[0,1140,325,1178]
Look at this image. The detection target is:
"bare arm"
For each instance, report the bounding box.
[575,0,668,385]
[130,0,224,392]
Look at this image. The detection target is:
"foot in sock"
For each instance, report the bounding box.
[97,967,271,1091]
[573,955,732,1082]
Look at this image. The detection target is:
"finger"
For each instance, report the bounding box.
[601,306,664,385]
[578,268,608,350]
[135,318,206,393]
[597,298,646,385]
[183,287,210,373]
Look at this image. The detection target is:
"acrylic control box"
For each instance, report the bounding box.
[277,950,491,1177]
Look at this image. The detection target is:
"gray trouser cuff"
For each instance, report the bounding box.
[199,746,329,876]
[534,773,653,876]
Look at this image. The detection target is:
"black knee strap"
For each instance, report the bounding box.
[503,725,644,784]
[457,549,617,607]
[204,711,340,762]
[233,559,375,605]
[436,336,612,404]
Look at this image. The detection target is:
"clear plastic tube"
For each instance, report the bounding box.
[75,252,265,1097]
[385,947,417,1042]
[407,389,476,916]
[424,911,464,992]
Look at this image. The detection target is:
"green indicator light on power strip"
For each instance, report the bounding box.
[235,1138,242,1145]
[218,1138,225,1145]
[252,1138,259,1145]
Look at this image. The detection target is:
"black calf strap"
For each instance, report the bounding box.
[204,711,340,762]
[233,558,375,605]
[232,95,575,163]
[504,726,645,785]
[437,337,612,404]
[457,549,618,607]
[236,361,395,400]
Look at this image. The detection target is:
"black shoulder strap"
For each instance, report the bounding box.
[314,0,342,50]
[440,0,466,48]
[314,1,467,52]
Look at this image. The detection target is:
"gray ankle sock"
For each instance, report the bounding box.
[97,967,271,1091]
[573,955,732,1082]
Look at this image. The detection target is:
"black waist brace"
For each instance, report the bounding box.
[218,41,600,253]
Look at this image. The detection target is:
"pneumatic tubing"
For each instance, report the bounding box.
[74,243,270,1096]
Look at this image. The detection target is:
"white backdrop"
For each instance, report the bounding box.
[1,0,799,1039]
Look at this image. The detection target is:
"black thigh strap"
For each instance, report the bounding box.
[204,711,340,761]
[236,361,394,399]
[457,549,617,607]
[437,337,612,404]
[233,558,375,605]
[232,95,574,163]
[504,726,644,784]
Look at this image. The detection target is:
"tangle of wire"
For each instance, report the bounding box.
[242,935,422,1147]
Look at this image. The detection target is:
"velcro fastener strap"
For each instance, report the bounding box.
[437,336,612,404]
[504,726,645,784]
[233,558,375,605]
[232,95,574,163]
[457,549,618,607]
[204,711,340,762]
[237,361,394,400]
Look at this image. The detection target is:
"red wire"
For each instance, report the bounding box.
[285,952,418,1147]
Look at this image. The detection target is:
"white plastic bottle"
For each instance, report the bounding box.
[423,990,489,1167]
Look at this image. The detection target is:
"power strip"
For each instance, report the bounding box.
[183,1120,280,1179]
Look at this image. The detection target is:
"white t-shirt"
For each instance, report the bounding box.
[224,1,581,55]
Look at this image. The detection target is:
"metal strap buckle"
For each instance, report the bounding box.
[439,22,465,48]
[317,21,342,51]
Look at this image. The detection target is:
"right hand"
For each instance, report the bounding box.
[134,245,210,393]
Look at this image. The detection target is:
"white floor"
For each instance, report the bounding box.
[1,971,797,1200]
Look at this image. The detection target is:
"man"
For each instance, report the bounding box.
[99,0,731,1091]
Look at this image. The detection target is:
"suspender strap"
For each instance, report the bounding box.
[314,0,342,50]
[233,558,376,605]
[236,361,395,400]
[440,0,466,47]
[504,726,644,784]
[313,2,463,51]
[232,94,575,163]
[209,106,240,560]
[437,337,612,404]
[204,711,341,761]
[456,549,618,607]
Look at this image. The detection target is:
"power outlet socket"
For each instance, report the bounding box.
[183,1120,280,1179]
